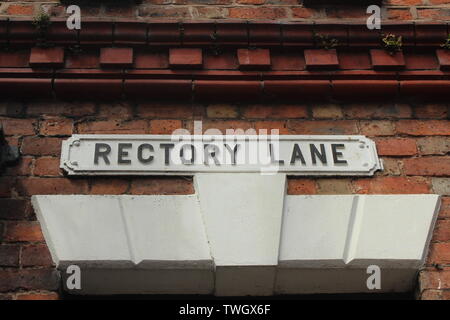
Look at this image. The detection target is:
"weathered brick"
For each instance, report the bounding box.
[439,197,450,218]
[0,245,20,267]
[287,179,317,195]
[39,117,73,136]
[432,220,450,242]
[396,120,450,136]
[21,137,62,156]
[0,177,14,198]
[417,137,450,155]
[242,104,308,119]
[0,199,30,220]
[137,103,193,119]
[207,104,239,118]
[380,158,402,176]
[190,120,254,135]
[0,269,60,292]
[403,157,450,176]
[98,102,134,119]
[77,119,149,134]
[90,178,129,195]
[343,104,412,119]
[130,178,194,195]
[150,120,183,134]
[312,104,343,119]
[3,221,44,242]
[0,118,36,136]
[419,270,450,291]
[4,157,33,176]
[433,178,450,195]
[288,120,358,135]
[6,4,34,16]
[414,104,448,119]
[360,120,395,136]
[21,244,54,267]
[354,176,431,194]
[316,179,353,194]
[254,121,289,134]
[420,289,443,300]
[17,177,88,196]
[228,7,287,19]
[34,158,61,177]
[16,292,59,300]
[375,138,417,156]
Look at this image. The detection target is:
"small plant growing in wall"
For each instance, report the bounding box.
[440,34,450,50]
[33,10,52,48]
[314,33,339,50]
[381,33,402,55]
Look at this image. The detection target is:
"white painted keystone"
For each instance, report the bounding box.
[32,185,440,295]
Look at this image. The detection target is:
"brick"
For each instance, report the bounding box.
[34,158,61,177]
[417,137,450,155]
[194,120,254,135]
[387,8,413,20]
[137,103,193,119]
[4,157,33,176]
[21,137,62,156]
[419,270,450,290]
[98,102,134,119]
[130,178,194,195]
[228,7,287,19]
[0,269,60,292]
[304,49,339,69]
[288,120,358,135]
[0,177,13,198]
[380,158,402,176]
[39,117,73,136]
[134,51,169,69]
[316,179,352,194]
[29,47,65,68]
[353,177,431,194]
[343,104,412,119]
[432,220,450,242]
[0,102,23,117]
[439,197,450,218]
[242,105,308,119]
[169,48,202,69]
[0,118,36,136]
[16,292,59,300]
[21,244,53,267]
[6,4,34,16]
[90,178,129,195]
[287,179,317,195]
[360,121,395,136]
[0,199,30,220]
[420,290,443,300]
[312,104,343,119]
[403,157,450,176]
[396,120,450,136]
[100,48,133,67]
[0,245,20,267]
[375,138,417,156]
[150,120,183,134]
[254,121,289,134]
[237,49,271,70]
[413,104,448,119]
[207,104,239,118]
[428,242,450,264]
[3,221,44,242]
[433,178,450,195]
[77,120,148,134]
[17,177,88,196]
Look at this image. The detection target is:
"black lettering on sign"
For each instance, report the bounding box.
[331,144,348,165]
[94,143,111,165]
[310,143,327,164]
[138,144,154,164]
[269,143,284,165]
[290,143,306,165]
[118,143,132,164]
[160,143,175,165]
[180,144,195,165]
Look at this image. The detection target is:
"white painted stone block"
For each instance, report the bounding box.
[32,195,214,295]
[195,173,286,296]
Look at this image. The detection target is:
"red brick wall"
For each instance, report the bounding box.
[0,101,449,299]
[0,0,449,21]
